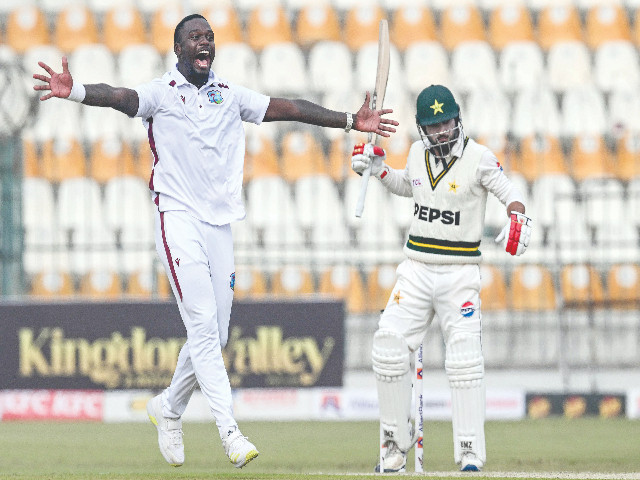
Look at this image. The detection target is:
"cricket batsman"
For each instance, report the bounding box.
[351,84,532,472]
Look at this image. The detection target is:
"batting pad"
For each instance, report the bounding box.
[372,329,413,451]
[445,333,486,465]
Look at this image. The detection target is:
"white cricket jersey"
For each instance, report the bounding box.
[134,67,270,225]
[380,137,525,264]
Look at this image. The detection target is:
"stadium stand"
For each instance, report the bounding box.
[102,6,147,53]
[488,4,535,51]
[343,5,387,51]
[536,5,584,50]
[440,4,486,51]
[246,4,292,51]
[5,5,50,53]
[295,4,341,46]
[389,6,437,51]
[318,265,368,314]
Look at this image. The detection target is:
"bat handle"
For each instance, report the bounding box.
[355,132,375,218]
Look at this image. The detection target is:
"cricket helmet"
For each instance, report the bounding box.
[415,85,460,126]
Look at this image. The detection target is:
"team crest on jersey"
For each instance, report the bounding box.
[230,272,235,291]
[460,301,475,317]
[207,89,224,104]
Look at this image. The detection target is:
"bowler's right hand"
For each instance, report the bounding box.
[33,56,73,101]
[351,142,386,176]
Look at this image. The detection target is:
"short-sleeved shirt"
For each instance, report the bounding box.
[134,67,270,225]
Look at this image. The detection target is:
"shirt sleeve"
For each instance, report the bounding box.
[133,79,166,119]
[234,84,270,124]
[379,164,412,197]
[476,149,525,207]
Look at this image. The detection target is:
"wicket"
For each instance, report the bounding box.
[378,343,424,473]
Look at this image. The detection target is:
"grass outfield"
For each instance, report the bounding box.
[1,419,639,480]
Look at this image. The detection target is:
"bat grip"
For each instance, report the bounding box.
[355,131,375,218]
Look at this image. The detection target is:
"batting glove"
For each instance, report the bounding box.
[351,142,387,177]
[495,212,532,256]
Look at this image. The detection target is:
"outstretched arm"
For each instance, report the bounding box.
[33,56,139,117]
[263,92,398,137]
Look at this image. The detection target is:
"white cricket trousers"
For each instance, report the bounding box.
[154,209,236,437]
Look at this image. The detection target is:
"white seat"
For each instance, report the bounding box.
[103,176,153,240]
[464,87,510,139]
[81,107,122,144]
[259,42,308,96]
[560,86,607,137]
[530,173,577,231]
[22,178,56,232]
[213,42,259,90]
[547,41,592,93]
[450,41,498,95]
[39,0,82,14]
[594,41,640,94]
[498,41,545,94]
[308,41,353,95]
[245,176,296,231]
[69,44,116,85]
[354,41,404,96]
[117,44,164,88]
[30,96,83,143]
[404,41,450,96]
[22,45,64,88]
[608,88,640,135]
[293,175,344,230]
[0,47,31,138]
[511,87,562,139]
[87,0,130,13]
[56,177,104,232]
[136,0,182,15]
[627,177,640,228]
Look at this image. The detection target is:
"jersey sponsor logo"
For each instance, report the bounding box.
[412,178,422,187]
[230,272,235,291]
[496,161,503,172]
[460,301,475,317]
[413,203,461,225]
[207,89,224,104]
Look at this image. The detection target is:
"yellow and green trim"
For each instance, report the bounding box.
[406,235,481,256]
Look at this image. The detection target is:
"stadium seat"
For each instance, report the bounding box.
[5,6,50,53]
[270,265,315,298]
[126,268,172,299]
[560,86,607,138]
[246,5,292,51]
[569,134,615,181]
[21,140,40,178]
[440,4,486,51]
[547,41,592,93]
[280,131,327,182]
[29,271,75,297]
[201,5,243,46]
[293,174,345,234]
[244,134,280,184]
[213,43,259,91]
[366,264,397,313]
[88,0,130,14]
[319,265,368,314]
[82,108,122,145]
[0,0,34,15]
[22,177,56,232]
[89,139,137,183]
[233,265,269,299]
[390,6,437,51]
[70,44,117,85]
[259,42,308,96]
[103,175,154,244]
[308,41,353,94]
[606,264,640,308]
[530,173,576,232]
[488,4,535,51]
[343,5,387,51]
[40,138,86,183]
[150,5,184,55]
[608,88,640,137]
[510,264,557,311]
[450,41,498,94]
[616,132,640,181]
[464,87,510,139]
[53,5,99,53]
[536,5,584,51]
[78,270,123,299]
[102,6,147,53]
[585,4,631,49]
[479,264,508,310]
[379,132,411,171]
[560,264,605,309]
[295,4,341,47]
[327,136,358,182]
[57,176,104,231]
[117,44,164,88]
[511,88,562,140]
[245,175,296,232]
[498,41,545,94]
[404,41,450,96]
[593,41,640,94]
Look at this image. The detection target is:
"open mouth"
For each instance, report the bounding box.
[194,50,210,69]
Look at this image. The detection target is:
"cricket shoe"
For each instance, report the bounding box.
[374,440,406,473]
[460,452,483,472]
[147,394,184,467]
[222,427,259,468]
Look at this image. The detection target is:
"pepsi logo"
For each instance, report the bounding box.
[460,301,475,317]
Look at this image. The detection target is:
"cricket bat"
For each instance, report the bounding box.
[354,19,390,218]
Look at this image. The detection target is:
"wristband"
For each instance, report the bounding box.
[344,112,353,132]
[67,82,86,102]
